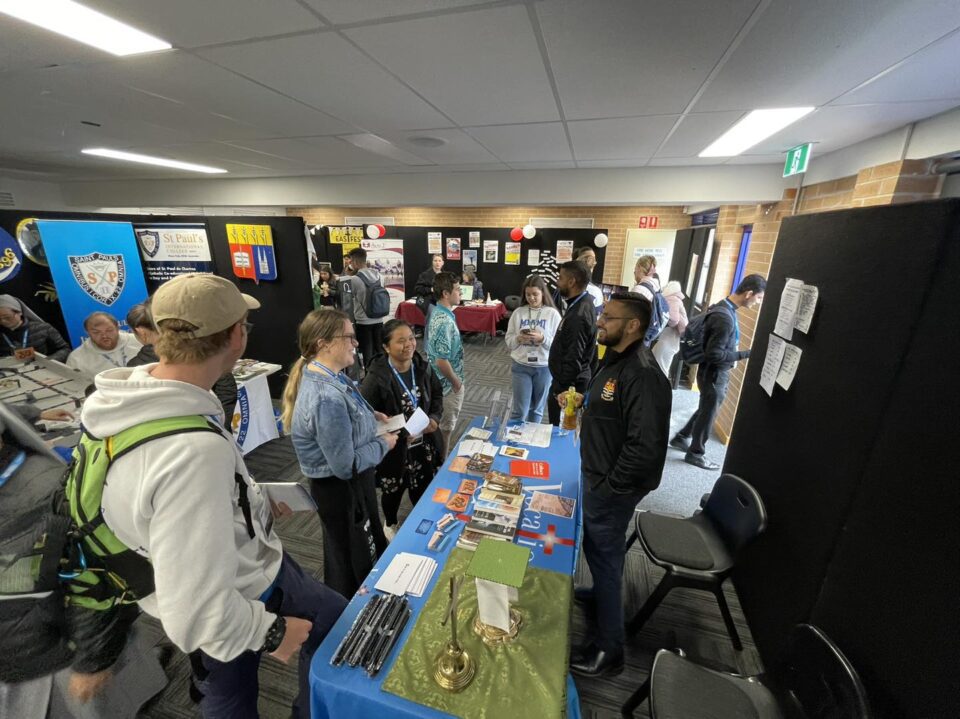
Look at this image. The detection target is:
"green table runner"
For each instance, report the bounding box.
[382,548,572,719]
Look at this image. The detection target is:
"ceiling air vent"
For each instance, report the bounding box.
[0,191,15,208]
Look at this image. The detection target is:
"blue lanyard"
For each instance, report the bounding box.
[388,360,419,408]
[565,291,588,312]
[2,325,28,349]
[723,299,740,345]
[0,450,27,489]
[310,361,374,413]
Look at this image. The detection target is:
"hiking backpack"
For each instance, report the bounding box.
[358,273,391,319]
[642,281,671,346]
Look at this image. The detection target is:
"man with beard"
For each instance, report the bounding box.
[568,292,671,677]
[546,261,597,426]
[66,312,142,375]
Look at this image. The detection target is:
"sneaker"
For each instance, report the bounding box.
[384,524,397,541]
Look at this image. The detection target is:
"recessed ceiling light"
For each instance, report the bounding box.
[82,148,227,174]
[699,107,815,157]
[0,0,171,56]
[407,136,447,148]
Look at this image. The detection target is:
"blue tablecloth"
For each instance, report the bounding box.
[309,418,583,719]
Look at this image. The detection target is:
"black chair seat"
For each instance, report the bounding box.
[649,651,783,719]
[638,512,732,572]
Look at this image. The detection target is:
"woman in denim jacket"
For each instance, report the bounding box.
[281,309,398,597]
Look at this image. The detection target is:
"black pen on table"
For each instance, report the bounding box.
[361,595,407,669]
[349,593,396,666]
[369,603,412,677]
[331,594,381,666]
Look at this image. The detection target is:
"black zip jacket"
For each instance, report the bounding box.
[580,341,671,496]
[702,300,749,372]
[548,293,598,392]
[0,318,70,362]
[360,352,446,473]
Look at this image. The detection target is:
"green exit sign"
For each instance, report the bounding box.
[783,143,812,177]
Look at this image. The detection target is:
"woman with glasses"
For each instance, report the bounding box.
[281,309,398,597]
[505,276,561,422]
[360,319,444,538]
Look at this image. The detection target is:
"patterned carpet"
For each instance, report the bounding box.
[137,335,756,719]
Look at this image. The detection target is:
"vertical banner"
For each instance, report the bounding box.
[133,224,214,288]
[37,220,149,347]
[226,224,277,283]
[362,239,405,317]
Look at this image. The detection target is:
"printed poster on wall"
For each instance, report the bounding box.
[328,226,363,261]
[227,224,277,283]
[468,231,480,248]
[37,220,149,347]
[427,231,442,254]
[362,239,405,317]
[556,240,574,262]
[527,249,540,267]
[463,249,477,268]
[505,241,521,266]
[483,240,499,264]
[134,224,213,287]
[446,237,461,260]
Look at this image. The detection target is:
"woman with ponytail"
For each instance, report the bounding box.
[281,309,398,597]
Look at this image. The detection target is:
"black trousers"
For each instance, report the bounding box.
[678,365,730,456]
[356,322,383,369]
[309,469,386,598]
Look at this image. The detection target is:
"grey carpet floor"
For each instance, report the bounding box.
[137,336,752,718]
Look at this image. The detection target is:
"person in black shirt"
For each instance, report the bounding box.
[0,295,69,362]
[671,274,766,470]
[547,261,597,425]
[569,293,671,677]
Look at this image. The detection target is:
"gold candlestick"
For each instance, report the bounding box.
[433,576,476,692]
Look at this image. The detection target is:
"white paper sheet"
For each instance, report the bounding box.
[377,414,406,435]
[527,249,540,266]
[374,552,437,597]
[795,284,819,334]
[259,482,318,512]
[404,407,430,437]
[465,427,492,440]
[760,334,787,396]
[776,343,803,390]
[774,278,804,340]
[505,421,552,448]
[457,439,496,457]
[475,578,512,631]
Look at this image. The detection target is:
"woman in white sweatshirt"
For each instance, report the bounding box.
[505,276,561,422]
[652,280,689,376]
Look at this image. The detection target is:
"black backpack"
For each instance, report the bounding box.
[358,272,391,319]
[641,281,671,346]
[679,303,731,365]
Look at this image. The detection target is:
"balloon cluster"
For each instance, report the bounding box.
[366,224,387,239]
[510,224,537,241]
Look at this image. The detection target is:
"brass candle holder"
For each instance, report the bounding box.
[473,606,523,647]
[433,576,476,692]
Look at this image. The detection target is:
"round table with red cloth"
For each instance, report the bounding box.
[394,300,506,337]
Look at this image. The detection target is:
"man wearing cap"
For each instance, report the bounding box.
[78,274,346,718]
[0,294,70,362]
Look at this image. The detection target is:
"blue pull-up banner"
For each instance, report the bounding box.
[37,220,149,348]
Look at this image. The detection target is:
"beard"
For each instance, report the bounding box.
[598,326,622,347]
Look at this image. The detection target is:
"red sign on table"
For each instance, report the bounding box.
[638,216,659,228]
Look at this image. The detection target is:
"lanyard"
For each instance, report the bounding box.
[100,348,127,368]
[388,360,419,409]
[565,292,588,313]
[0,450,27,489]
[722,298,740,345]
[310,361,374,413]
[526,306,544,326]
[2,326,28,349]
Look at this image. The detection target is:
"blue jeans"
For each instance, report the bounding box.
[190,553,347,719]
[510,362,552,422]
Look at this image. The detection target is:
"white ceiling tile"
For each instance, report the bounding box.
[694,0,960,112]
[225,137,406,169]
[577,159,649,168]
[345,5,560,125]
[465,123,572,162]
[506,161,577,170]
[83,0,324,48]
[303,0,490,25]
[647,156,733,167]
[377,129,499,164]
[537,0,759,120]
[655,111,746,158]
[0,15,111,73]
[568,116,678,160]
[722,155,785,165]
[199,33,451,132]
[832,30,960,105]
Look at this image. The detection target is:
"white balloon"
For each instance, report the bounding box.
[522,223,536,239]
[366,224,381,239]
[594,233,609,248]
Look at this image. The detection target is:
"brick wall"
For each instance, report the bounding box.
[850,159,943,208]
[288,205,691,285]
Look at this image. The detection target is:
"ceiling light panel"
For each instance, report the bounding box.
[82,148,226,173]
[699,107,815,157]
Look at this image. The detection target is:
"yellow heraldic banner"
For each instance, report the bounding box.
[227,223,277,282]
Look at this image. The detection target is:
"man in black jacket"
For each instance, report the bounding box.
[547,261,597,425]
[570,293,671,677]
[671,274,766,470]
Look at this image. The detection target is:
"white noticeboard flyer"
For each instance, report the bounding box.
[774,278,804,340]
[469,231,480,248]
[759,334,787,396]
[794,284,819,334]
[427,231,442,254]
[527,249,540,267]
[776,343,803,391]
[556,240,574,262]
[483,240,499,263]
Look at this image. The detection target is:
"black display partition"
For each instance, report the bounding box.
[0,210,312,396]
[313,226,607,302]
[723,199,960,718]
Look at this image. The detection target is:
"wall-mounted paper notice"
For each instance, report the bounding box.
[774,278,804,340]
[795,284,819,334]
[760,334,787,396]
[776,343,802,390]
[527,249,540,266]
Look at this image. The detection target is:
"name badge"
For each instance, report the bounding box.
[527,353,539,363]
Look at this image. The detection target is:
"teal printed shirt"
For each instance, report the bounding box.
[426,304,464,395]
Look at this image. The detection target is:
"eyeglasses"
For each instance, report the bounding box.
[334,333,358,343]
[597,313,631,322]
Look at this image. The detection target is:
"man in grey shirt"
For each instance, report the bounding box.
[343,247,385,369]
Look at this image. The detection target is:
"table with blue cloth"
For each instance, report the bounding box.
[309,417,583,719]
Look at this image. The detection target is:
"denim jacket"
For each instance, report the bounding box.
[291,367,387,479]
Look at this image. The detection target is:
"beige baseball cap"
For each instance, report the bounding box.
[152,274,260,337]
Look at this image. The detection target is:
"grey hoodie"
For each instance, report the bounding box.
[81,365,282,661]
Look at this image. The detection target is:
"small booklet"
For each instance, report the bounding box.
[509,460,550,479]
[377,414,405,435]
[258,482,317,512]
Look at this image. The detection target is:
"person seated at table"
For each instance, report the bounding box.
[315,265,339,308]
[0,294,70,362]
[505,276,561,423]
[66,312,142,376]
[360,319,444,539]
[125,301,238,428]
[281,309,398,597]
[460,266,484,303]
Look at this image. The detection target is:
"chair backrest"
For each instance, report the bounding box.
[504,295,522,311]
[783,624,872,719]
[703,473,767,553]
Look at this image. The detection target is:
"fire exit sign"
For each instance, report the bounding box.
[638,216,659,228]
[783,143,812,177]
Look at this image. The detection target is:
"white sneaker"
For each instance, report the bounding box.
[384,524,397,541]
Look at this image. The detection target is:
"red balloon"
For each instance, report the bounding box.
[510,227,523,241]
[376,224,386,237]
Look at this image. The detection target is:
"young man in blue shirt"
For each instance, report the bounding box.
[426,271,465,453]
